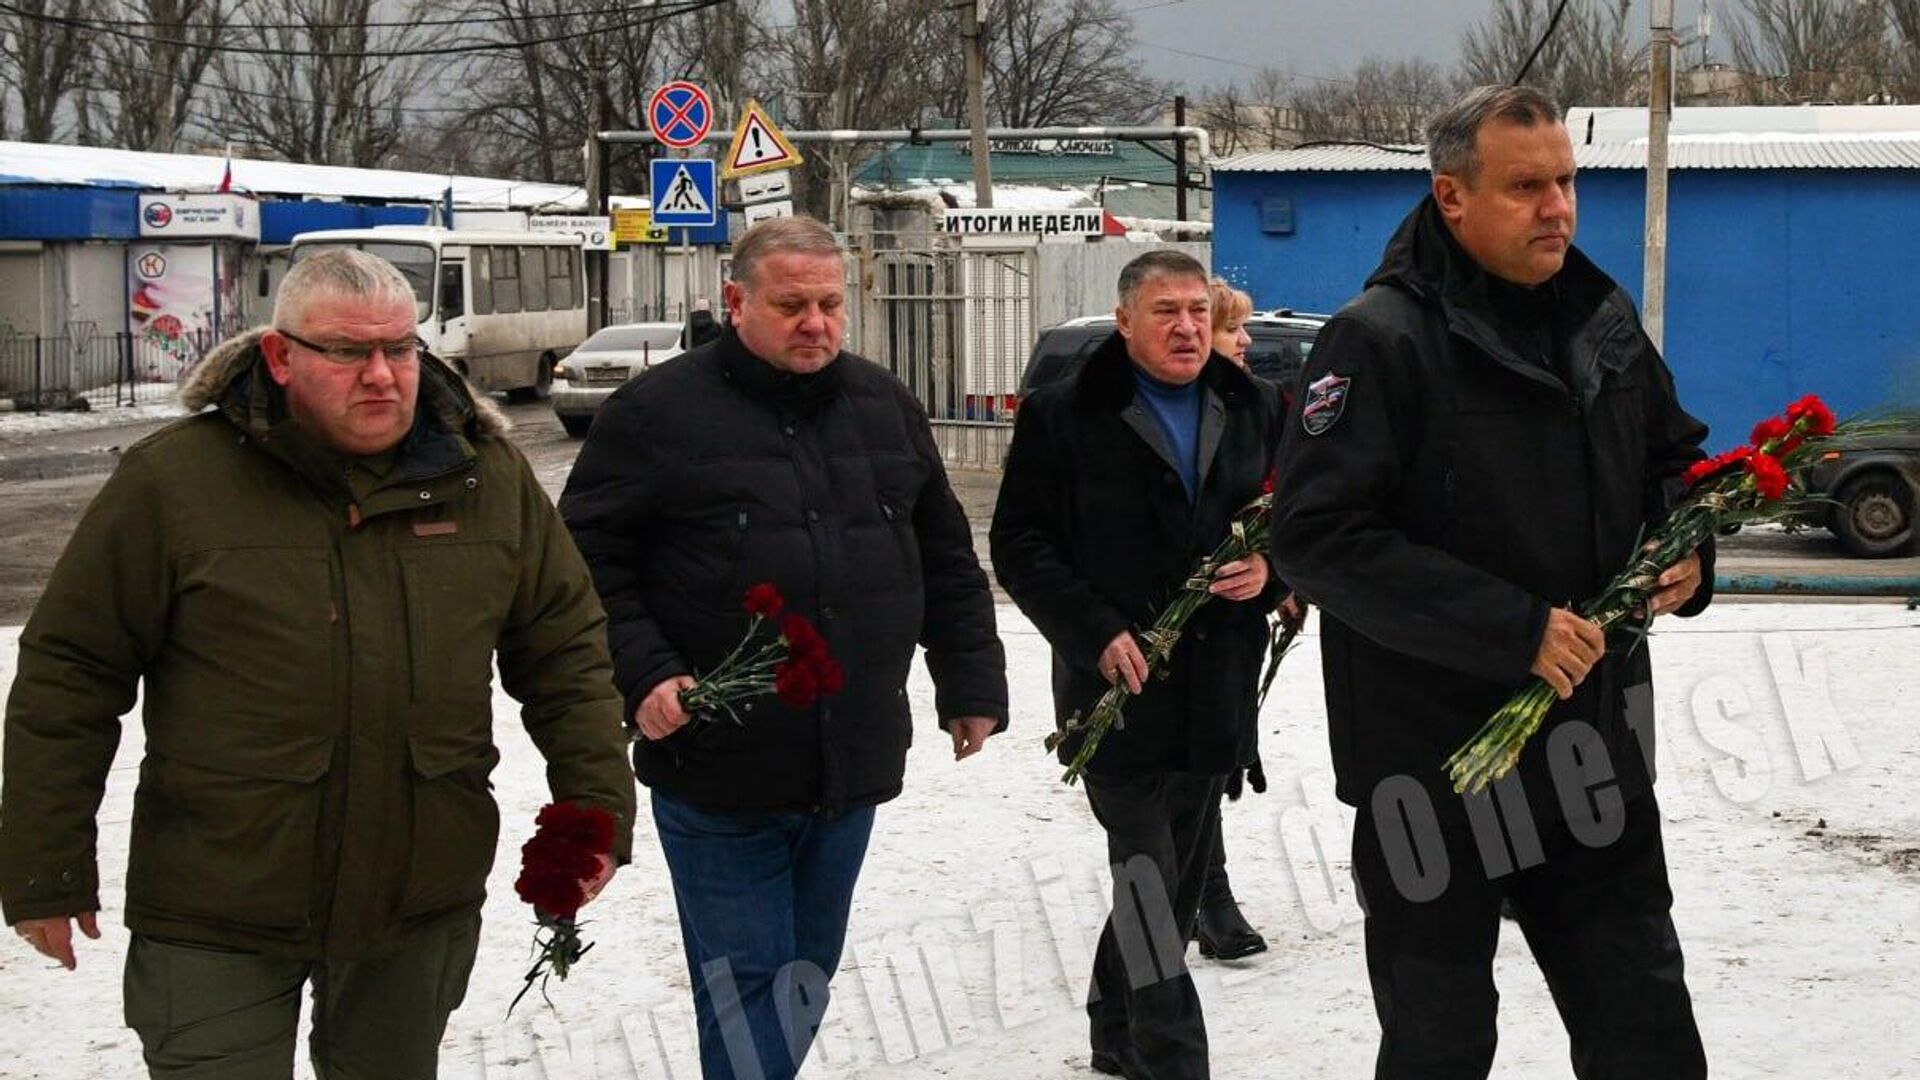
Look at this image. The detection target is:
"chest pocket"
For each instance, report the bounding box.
[400,541,517,708]
[168,547,336,733]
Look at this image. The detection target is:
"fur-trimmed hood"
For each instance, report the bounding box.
[179,326,511,439]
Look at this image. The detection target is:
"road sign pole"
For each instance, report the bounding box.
[681,229,694,327]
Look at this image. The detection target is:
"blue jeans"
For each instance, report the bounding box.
[651,791,877,1080]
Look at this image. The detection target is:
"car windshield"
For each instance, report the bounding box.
[581,326,681,352]
[291,241,435,320]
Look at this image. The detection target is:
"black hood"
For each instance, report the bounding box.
[1366,195,1618,327]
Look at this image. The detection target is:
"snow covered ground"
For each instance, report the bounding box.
[0,399,185,439]
[0,601,1916,1079]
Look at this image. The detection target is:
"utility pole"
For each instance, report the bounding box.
[585,70,611,333]
[1174,94,1188,223]
[961,1,994,208]
[1644,0,1674,352]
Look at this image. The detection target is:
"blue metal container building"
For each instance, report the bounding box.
[1211,113,1920,446]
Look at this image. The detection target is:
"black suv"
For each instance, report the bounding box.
[1019,311,1325,401]
[1795,426,1919,557]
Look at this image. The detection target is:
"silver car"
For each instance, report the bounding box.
[551,322,686,437]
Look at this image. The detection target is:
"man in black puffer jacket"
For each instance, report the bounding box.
[993,249,1283,1080]
[1272,86,1712,1079]
[561,216,1007,1080]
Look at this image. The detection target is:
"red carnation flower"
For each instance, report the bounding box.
[1786,394,1836,437]
[1751,416,1791,448]
[775,660,821,708]
[515,865,588,919]
[781,614,828,660]
[533,802,616,854]
[1682,445,1754,489]
[743,583,784,619]
[1746,452,1790,501]
[1261,469,1276,496]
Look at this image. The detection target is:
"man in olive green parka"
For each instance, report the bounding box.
[0,249,636,1079]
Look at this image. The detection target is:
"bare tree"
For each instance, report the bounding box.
[77,0,227,152]
[1725,0,1894,103]
[1457,0,1644,107]
[985,0,1164,126]
[444,0,765,192]
[1290,57,1453,144]
[775,0,955,218]
[0,0,92,142]
[1193,79,1254,155]
[211,0,447,166]
[1889,0,1920,102]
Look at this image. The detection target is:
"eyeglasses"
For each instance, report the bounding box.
[277,328,424,366]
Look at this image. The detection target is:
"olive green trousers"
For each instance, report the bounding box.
[122,914,480,1079]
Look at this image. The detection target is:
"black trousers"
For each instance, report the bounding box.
[1199,806,1233,908]
[1084,770,1226,1080]
[1352,788,1707,1080]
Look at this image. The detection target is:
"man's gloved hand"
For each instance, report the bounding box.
[1224,756,1268,802]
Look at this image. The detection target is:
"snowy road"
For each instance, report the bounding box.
[0,600,1915,1079]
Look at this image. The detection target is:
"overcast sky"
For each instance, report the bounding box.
[1125,0,1483,91]
[1124,0,1710,93]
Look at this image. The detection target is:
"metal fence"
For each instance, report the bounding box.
[0,329,211,411]
[849,234,1034,469]
[605,301,688,326]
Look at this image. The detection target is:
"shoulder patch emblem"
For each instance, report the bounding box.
[1300,373,1352,436]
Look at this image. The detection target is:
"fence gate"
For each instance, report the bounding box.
[849,234,1032,469]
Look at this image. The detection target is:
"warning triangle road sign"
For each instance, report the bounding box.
[723,99,805,179]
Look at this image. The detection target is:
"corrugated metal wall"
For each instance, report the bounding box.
[1212,166,1920,447]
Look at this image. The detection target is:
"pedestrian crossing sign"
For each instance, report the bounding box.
[722,99,805,179]
[648,158,718,228]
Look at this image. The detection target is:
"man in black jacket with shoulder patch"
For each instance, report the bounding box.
[561,216,1008,1080]
[993,249,1282,1080]
[1271,86,1713,1079]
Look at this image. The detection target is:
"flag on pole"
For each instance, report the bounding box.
[217,158,233,194]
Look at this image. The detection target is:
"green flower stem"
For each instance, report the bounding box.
[1443,413,1885,795]
[1047,495,1274,786]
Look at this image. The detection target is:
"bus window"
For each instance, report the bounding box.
[547,247,574,309]
[470,248,493,315]
[439,263,465,321]
[522,247,550,311]
[292,241,434,320]
[541,247,560,309]
[491,246,522,313]
[567,248,582,305]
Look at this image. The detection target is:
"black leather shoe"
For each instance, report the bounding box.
[1195,900,1268,960]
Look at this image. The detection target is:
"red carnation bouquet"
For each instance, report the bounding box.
[1045,477,1278,785]
[675,583,846,726]
[510,800,616,1013]
[1445,394,1868,794]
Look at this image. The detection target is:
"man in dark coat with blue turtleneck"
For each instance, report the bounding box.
[992,249,1284,1080]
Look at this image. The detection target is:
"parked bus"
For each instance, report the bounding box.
[288,226,587,399]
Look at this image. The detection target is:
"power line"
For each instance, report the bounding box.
[17,0,686,33]
[0,0,726,59]
[1513,0,1574,85]
[1135,41,1357,87]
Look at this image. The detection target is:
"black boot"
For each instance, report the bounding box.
[1195,899,1268,960]
[1090,1046,1151,1078]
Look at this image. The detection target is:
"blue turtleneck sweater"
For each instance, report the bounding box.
[1132,367,1202,501]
